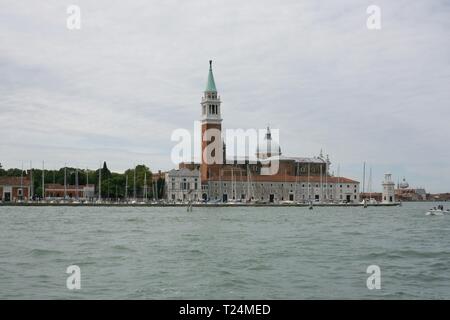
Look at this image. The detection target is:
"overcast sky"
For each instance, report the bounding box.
[1,0,449,192]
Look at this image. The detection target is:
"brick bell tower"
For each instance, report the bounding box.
[200,60,223,182]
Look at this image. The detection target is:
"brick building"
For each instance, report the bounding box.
[0,177,31,202]
[44,184,95,199]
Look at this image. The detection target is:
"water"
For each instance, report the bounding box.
[0,202,449,299]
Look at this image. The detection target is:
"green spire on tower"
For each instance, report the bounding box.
[205,60,217,92]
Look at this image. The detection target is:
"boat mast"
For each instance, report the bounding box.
[42,161,45,200]
[294,162,299,202]
[362,161,366,195]
[64,165,67,200]
[320,163,323,203]
[247,164,250,201]
[337,164,340,202]
[133,165,136,201]
[125,174,128,202]
[219,168,223,202]
[98,163,102,202]
[20,162,24,201]
[231,167,234,200]
[30,161,33,200]
[307,163,310,201]
[155,178,158,201]
[75,168,79,200]
[325,156,328,202]
[143,171,147,202]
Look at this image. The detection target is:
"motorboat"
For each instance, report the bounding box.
[426,209,449,216]
[279,200,295,205]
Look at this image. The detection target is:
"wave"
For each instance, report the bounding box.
[362,249,450,260]
[111,244,136,252]
[29,248,63,257]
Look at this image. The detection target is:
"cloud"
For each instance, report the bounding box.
[0,0,449,192]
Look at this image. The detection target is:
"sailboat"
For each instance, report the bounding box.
[227,167,241,205]
[367,167,377,204]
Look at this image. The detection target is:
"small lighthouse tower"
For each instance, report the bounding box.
[382,173,395,203]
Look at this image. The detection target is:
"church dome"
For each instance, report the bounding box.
[256,127,281,159]
[399,178,409,189]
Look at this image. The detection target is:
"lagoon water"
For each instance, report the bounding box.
[0,202,449,299]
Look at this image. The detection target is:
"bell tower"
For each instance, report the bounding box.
[200,60,222,182]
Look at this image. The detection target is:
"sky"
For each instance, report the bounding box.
[0,0,449,192]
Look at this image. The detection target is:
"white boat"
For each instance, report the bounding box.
[426,209,449,216]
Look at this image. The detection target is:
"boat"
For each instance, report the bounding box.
[426,209,449,216]
[279,200,295,205]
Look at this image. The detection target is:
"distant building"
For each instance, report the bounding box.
[395,188,427,201]
[382,173,395,203]
[44,184,95,199]
[360,192,382,203]
[394,177,428,201]
[0,177,31,202]
[151,170,166,182]
[174,61,360,203]
[429,193,450,201]
[165,168,202,202]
